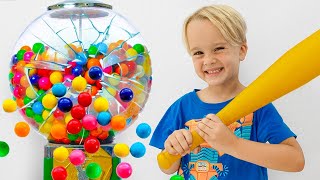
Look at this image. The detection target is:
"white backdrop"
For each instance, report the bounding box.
[0,0,319,179]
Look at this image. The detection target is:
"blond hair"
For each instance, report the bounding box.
[183,5,247,53]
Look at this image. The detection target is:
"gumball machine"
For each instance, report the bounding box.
[2,0,152,179]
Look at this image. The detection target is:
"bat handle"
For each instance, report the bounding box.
[157,131,205,170]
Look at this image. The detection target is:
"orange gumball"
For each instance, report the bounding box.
[16,98,24,108]
[14,122,30,137]
[30,54,42,61]
[16,61,26,73]
[90,127,103,137]
[50,124,67,140]
[117,40,130,50]
[111,115,126,131]
[20,76,29,87]
[87,58,101,69]
[20,45,32,52]
[115,63,129,76]
[90,86,98,96]
[108,42,118,53]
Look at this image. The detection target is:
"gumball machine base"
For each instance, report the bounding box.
[44,143,120,180]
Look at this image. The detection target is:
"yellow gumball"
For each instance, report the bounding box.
[26,87,37,99]
[126,48,138,61]
[72,76,87,91]
[53,146,69,162]
[50,71,63,84]
[106,87,117,97]
[42,110,55,123]
[2,99,17,112]
[42,94,57,109]
[39,122,52,135]
[93,97,109,112]
[108,73,120,86]
[114,143,129,158]
[64,113,73,124]
[25,64,37,76]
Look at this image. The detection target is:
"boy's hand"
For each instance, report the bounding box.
[195,114,239,154]
[164,129,193,156]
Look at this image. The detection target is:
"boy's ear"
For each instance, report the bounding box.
[239,42,248,61]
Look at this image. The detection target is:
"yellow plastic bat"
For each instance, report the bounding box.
[157,30,320,170]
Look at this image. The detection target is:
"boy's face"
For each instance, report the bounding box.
[186,19,247,87]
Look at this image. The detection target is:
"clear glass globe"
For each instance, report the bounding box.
[9,0,152,144]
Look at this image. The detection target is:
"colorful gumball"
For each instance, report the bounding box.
[53,109,64,120]
[42,94,57,109]
[97,111,111,126]
[69,149,85,166]
[88,66,103,80]
[114,143,129,158]
[50,71,63,84]
[70,105,86,120]
[0,141,10,157]
[170,175,184,180]
[115,63,129,76]
[111,115,126,131]
[93,97,109,112]
[72,76,87,91]
[14,122,30,137]
[53,146,69,162]
[33,42,45,54]
[30,74,40,85]
[116,162,132,179]
[85,163,102,179]
[71,66,83,77]
[136,123,152,139]
[51,166,67,180]
[39,77,52,90]
[32,101,44,115]
[119,88,133,102]
[130,142,146,158]
[78,92,92,107]
[2,99,17,112]
[82,115,98,131]
[66,119,82,134]
[50,124,67,140]
[84,137,100,153]
[58,97,73,112]
[52,83,67,97]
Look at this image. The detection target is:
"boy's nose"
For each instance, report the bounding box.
[203,58,217,66]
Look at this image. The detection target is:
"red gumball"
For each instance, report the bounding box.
[84,137,100,153]
[78,92,92,107]
[38,77,52,90]
[71,105,86,120]
[53,109,64,120]
[67,119,82,134]
[51,166,67,180]
[37,68,52,77]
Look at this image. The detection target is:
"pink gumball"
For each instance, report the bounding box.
[13,86,25,98]
[24,51,34,61]
[116,162,132,178]
[82,114,98,131]
[103,66,112,74]
[38,77,52,90]
[63,75,75,87]
[69,150,85,166]
[12,72,23,84]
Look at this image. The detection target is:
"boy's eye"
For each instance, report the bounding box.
[214,47,225,52]
[193,51,203,56]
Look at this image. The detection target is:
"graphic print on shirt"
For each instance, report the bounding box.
[179,113,253,180]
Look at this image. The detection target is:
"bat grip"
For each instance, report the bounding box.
[157,130,205,170]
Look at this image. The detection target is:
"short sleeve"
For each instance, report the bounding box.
[255,103,296,144]
[149,101,184,149]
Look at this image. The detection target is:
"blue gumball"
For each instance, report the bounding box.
[136,123,151,139]
[106,54,120,65]
[75,52,88,65]
[52,83,67,97]
[32,101,44,115]
[97,111,111,126]
[119,88,133,102]
[88,66,103,80]
[30,74,40,85]
[97,42,108,55]
[72,66,83,76]
[58,97,73,112]
[130,142,146,158]
[11,54,18,65]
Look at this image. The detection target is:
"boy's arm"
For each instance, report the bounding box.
[229,137,305,172]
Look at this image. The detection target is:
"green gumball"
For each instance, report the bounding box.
[86,163,102,179]
[0,141,10,157]
[170,175,184,180]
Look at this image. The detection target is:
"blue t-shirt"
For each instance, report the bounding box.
[150,90,296,180]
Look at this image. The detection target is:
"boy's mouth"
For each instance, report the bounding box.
[204,67,224,74]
